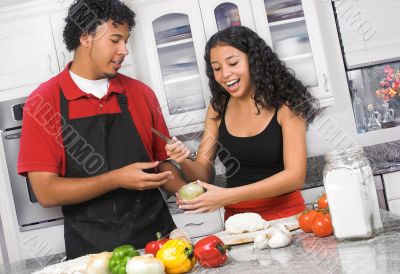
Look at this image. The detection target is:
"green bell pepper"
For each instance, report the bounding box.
[108,244,140,274]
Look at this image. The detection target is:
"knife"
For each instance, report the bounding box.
[151,127,175,144]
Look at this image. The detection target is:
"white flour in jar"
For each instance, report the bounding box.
[325,168,373,239]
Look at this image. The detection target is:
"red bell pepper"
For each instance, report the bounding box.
[144,232,170,256]
[194,235,231,268]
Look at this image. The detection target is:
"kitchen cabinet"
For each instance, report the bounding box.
[131,0,211,135]
[198,0,256,38]
[382,171,400,215]
[131,0,335,136]
[172,209,224,239]
[251,0,334,107]
[0,14,59,92]
[0,3,137,97]
[301,185,325,206]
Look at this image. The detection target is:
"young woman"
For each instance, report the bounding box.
[166,26,319,221]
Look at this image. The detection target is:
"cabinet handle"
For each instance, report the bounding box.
[323,73,329,93]
[62,52,67,68]
[47,55,54,74]
[184,222,204,227]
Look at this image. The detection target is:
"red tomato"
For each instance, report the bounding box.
[312,212,333,237]
[299,210,318,233]
[317,193,329,209]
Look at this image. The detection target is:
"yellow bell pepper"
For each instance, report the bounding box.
[156,239,197,274]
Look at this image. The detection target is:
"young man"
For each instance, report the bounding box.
[18,0,185,259]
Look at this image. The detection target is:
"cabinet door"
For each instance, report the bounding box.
[132,0,210,131]
[49,9,73,70]
[251,0,334,107]
[0,14,59,91]
[198,0,256,40]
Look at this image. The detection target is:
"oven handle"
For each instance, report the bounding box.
[4,132,21,140]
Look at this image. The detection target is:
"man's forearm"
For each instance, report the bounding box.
[29,171,119,207]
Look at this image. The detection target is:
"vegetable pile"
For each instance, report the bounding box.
[86,228,231,274]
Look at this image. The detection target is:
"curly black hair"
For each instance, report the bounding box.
[63,0,136,51]
[204,26,320,123]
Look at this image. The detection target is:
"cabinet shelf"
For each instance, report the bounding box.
[269,16,305,27]
[163,73,200,85]
[281,52,313,62]
[156,38,193,49]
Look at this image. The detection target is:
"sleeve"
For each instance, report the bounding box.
[17,93,63,176]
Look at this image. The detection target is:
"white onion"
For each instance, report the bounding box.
[126,254,165,274]
[86,252,112,274]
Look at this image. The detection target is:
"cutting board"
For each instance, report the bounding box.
[213,214,300,246]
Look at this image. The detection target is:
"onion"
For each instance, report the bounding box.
[126,254,165,274]
[86,252,112,274]
[178,182,204,200]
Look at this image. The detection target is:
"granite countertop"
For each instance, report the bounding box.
[303,140,400,190]
[2,209,400,274]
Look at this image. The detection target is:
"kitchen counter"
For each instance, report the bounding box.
[303,140,400,190]
[2,209,400,273]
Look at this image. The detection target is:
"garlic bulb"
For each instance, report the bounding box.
[254,233,269,250]
[268,230,292,249]
[86,252,112,274]
[169,227,191,243]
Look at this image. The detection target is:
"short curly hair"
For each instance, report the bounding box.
[63,0,136,51]
[204,26,320,123]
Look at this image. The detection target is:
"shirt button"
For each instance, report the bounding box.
[99,103,103,109]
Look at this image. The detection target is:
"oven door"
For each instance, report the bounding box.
[1,128,63,231]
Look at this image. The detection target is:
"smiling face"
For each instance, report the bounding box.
[210,44,253,99]
[79,20,130,79]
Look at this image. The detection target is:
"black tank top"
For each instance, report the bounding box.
[217,99,284,188]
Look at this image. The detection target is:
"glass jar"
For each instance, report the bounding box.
[323,146,383,241]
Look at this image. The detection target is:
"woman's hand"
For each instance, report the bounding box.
[177,180,232,213]
[165,136,191,163]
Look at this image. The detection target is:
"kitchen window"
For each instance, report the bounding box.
[348,60,400,133]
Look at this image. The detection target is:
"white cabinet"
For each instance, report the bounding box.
[198,0,256,39]
[251,0,334,107]
[301,186,325,206]
[0,14,59,91]
[172,210,224,239]
[131,0,335,135]
[0,5,138,97]
[383,171,400,215]
[131,0,211,134]
[49,9,73,70]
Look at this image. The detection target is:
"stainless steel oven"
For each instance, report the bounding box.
[0,97,63,231]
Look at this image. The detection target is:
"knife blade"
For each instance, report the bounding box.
[151,127,175,144]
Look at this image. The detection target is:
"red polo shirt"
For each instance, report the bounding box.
[18,64,169,176]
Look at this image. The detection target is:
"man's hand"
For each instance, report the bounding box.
[112,162,173,190]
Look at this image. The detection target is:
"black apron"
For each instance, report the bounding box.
[59,90,175,259]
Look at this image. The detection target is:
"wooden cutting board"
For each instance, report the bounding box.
[213,214,300,246]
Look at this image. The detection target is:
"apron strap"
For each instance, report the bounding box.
[116,94,129,114]
[60,89,69,121]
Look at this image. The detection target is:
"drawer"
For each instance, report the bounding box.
[172,210,223,238]
[383,171,400,201]
[301,186,325,206]
[387,199,400,216]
